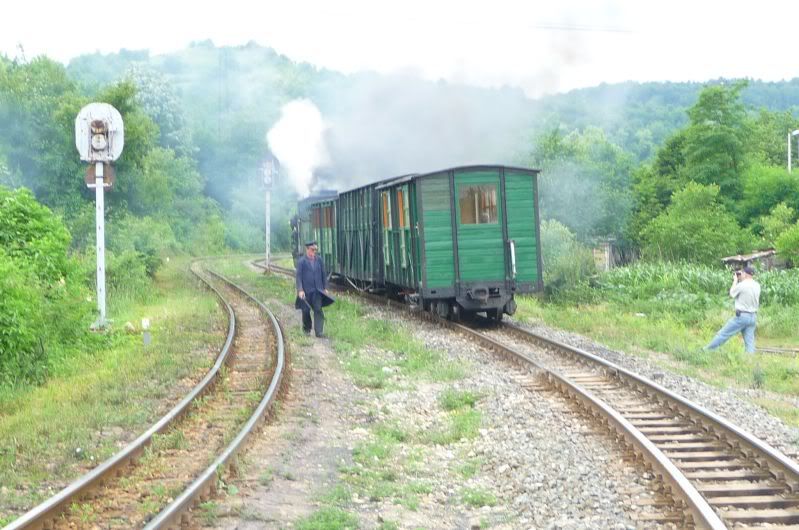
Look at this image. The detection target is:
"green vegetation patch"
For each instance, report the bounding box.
[0,260,224,519]
[210,258,466,387]
[461,486,498,508]
[515,262,799,421]
[295,507,359,530]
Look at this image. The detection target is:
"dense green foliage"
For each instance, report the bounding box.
[641,183,754,265]
[594,262,799,323]
[539,220,596,299]
[0,187,93,385]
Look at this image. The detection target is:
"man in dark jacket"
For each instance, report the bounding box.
[295,241,330,337]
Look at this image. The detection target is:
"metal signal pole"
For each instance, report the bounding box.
[95,162,107,324]
[75,103,124,329]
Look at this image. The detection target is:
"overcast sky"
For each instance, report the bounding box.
[1,0,797,97]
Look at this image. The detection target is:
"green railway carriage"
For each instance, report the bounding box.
[377,165,542,319]
[291,191,337,265]
[293,165,542,320]
[336,183,383,284]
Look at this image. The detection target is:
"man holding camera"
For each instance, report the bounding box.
[705,265,761,353]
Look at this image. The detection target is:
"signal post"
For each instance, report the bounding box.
[75,103,124,329]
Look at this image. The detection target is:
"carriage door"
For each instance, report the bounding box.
[454,169,505,284]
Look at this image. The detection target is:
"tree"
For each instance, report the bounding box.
[530,127,635,242]
[776,222,799,265]
[126,65,195,157]
[641,182,754,265]
[757,203,796,247]
[738,164,799,225]
[683,81,750,204]
[628,131,688,242]
[747,109,799,167]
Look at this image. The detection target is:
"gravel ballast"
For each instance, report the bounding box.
[514,318,799,459]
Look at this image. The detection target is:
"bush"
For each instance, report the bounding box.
[109,215,178,276]
[540,219,596,301]
[739,164,799,224]
[641,183,755,265]
[756,202,796,247]
[0,187,95,386]
[105,250,152,304]
[776,222,799,266]
[0,187,71,283]
[0,252,48,385]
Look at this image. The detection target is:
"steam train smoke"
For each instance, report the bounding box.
[266,99,329,197]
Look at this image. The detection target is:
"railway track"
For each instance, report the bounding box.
[5,262,288,530]
[260,260,799,528]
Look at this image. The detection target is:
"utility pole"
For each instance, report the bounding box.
[75,103,124,329]
[262,155,279,271]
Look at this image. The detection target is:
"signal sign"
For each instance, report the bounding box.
[75,103,124,163]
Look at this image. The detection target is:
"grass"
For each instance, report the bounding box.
[198,501,219,526]
[295,507,359,530]
[0,258,225,521]
[515,262,799,427]
[208,257,492,523]
[438,388,482,411]
[425,409,482,445]
[461,487,498,508]
[209,257,466,389]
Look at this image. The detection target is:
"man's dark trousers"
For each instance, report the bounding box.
[302,291,325,336]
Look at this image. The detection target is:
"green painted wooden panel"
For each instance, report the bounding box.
[382,183,416,288]
[338,188,374,281]
[421,175,454,287]
[455,170,504,281]
[505,171,539,282]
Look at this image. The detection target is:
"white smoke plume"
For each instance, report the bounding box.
[266,99,329,197]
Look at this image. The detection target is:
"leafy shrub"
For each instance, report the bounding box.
[109,215,178,276]
[739,164,799,224]
[776,222,799,266]
[592,262,799,325]
[0,192,94,385]
[105,250,152,304]
[0,252,47,385]
[540,219,596,301]
[641,183,755,265]
[0,187,71,283]
[755,202,796,247]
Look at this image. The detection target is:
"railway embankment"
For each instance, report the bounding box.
[0,259,227,527]
[210,258,675,529]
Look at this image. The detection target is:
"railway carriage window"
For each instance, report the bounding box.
[401,187,410,228]
[382,192,392,228]
[398,188,409,268]
[459,185,498,225]
[396,190,405,228]
[381,191,391,266]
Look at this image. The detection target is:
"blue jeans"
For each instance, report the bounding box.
[706,313,757,353]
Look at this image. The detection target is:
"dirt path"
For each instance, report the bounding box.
[213,293,364,528]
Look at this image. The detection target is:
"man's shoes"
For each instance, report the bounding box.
[303,329,311,336]
[315,333,326,339]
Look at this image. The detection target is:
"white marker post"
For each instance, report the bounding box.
[95,161,106,325]
[76,103,124,329]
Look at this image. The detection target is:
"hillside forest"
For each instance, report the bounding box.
[2,41,799,388]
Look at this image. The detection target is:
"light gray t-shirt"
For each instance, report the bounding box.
[730,278,761,313]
